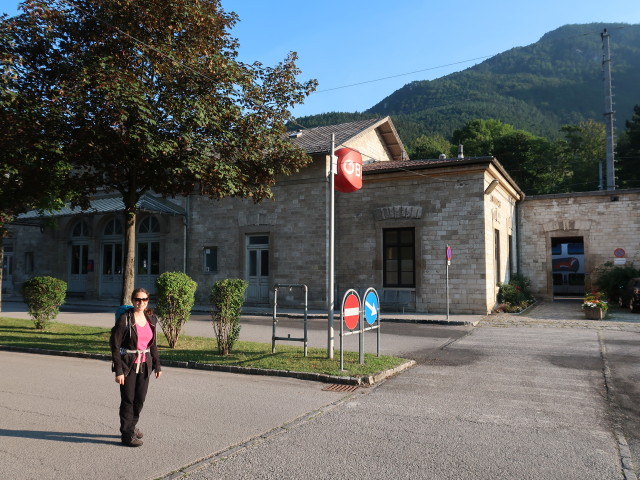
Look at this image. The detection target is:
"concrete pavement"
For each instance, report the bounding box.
[2,300,640,479]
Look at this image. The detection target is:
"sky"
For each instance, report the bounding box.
[2,0,639,118]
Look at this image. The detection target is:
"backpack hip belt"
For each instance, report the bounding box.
[119,348,151,373]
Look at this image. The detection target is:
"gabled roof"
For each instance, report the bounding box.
[288,116,407,161]
[14,193,185,225]
[364,156,524,198]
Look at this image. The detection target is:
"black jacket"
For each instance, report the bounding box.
[111,311,161,377]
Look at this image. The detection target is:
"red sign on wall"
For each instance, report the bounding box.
[334,147,363,193]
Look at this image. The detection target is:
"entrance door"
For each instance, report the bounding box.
[69,243,89,293]
[101,242,123,297]
[551,237,585,296]
[136,216,161,295]
[246,235,270,303]
[2,245,13,294]
[100,217,124,298]
[69,220,89,293]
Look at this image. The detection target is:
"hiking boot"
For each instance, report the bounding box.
[134,428,144,439]
[122,436,143,447]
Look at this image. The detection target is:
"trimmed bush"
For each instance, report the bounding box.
[210,279,248,355]
[592,261,640,302]
[20,276,67,329]
[155,272,197,348]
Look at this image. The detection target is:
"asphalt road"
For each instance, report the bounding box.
[1,302,639,479]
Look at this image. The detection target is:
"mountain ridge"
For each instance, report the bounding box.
[295,23,640,149]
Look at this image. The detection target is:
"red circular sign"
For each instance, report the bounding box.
[614,248,626,258]
[446,245,452,261]
[334,148,363,193]
[343,293,360,330]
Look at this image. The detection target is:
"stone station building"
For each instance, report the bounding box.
[4,117,636,314]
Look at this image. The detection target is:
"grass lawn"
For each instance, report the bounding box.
[0,317,409,377]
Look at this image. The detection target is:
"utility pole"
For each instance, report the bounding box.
[602,29,616,190]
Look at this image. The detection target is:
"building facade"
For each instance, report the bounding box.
[10,117,633,315]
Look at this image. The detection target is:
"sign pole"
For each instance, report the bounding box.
[446,245,451,321]
[328,134,336,359]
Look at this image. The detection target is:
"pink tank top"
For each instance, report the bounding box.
[135,322,153,363]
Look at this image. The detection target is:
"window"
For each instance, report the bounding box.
[72,220,89,237]
[103,218,123,236]
[495,229,501,285]
[24,252,34,274]
[383,228,415,287]
[204,247,218,273]
[139,216,160,234]
[137,216,160,275]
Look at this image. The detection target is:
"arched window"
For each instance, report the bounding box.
[103,218,123,236]
[72,220,89,237]
[138,216,159,234]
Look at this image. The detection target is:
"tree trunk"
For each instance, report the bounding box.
[0,242,4,313]
[121,208,137,306]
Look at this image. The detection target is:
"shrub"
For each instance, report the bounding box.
[210,279,248,355]
[155,272,197,348]
[20,276,67,329]
[592,261,640,302]
[497,273,534,312]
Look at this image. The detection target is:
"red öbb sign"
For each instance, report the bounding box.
[334,147,363,193]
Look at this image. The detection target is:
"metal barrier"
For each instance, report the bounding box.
[272,284,308,357]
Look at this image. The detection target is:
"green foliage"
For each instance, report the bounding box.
[617,104,640,189]
[210,279,248,355]
[2,0,316,303]
[497,274,534,312]
[20,276,67,329]
[155,272,197,349]
[409,134,453,159]
[592,261,640,301]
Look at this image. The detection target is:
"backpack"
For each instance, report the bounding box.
[110,305,135,371]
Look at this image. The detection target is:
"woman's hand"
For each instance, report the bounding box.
[155,371,162,379]
[115,374,125,385]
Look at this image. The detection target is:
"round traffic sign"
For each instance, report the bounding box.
[614,248,626,258]
[364,290,379,325]
[446,245,452,261]
[343,293,360,330]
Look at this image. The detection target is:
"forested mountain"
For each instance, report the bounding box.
[294,23,640,149]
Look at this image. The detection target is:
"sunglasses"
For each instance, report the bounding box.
[134,297,149,302]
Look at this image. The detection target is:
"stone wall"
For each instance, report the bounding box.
[518,189,640,298]
[186,155,330,306]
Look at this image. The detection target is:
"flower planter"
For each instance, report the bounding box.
[583,307,604,320]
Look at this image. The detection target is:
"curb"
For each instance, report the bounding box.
[0,345,416,386]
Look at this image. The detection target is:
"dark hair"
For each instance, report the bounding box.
[131,288,154,315]
[131,287,150,303]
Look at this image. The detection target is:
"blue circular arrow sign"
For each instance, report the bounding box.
[364,290,379,325]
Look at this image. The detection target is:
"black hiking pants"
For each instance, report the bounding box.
[119,363,149,441]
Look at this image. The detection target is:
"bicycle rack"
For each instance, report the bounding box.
[272,284,308,357]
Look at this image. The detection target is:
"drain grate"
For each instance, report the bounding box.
[322,384,359,393]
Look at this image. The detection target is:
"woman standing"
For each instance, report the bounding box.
[111,288,162,447]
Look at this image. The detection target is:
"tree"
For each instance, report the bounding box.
[492,130,563,194]
[2,0,316,304]
[0,9,86,311]
[408,134,453,160]
[451,119,515,157]
[617,105,640,188]
[557,120,606,192]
